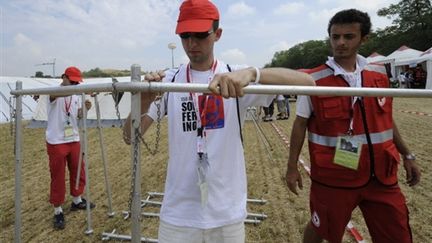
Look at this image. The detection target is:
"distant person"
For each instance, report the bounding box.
[414,66,426,88]
[405,70,414,88]
[46,66,95,230]
[276,94,290,120]
[285,9,420,243]
[263,99,275,122]
[123,1,314,242]
[398,72,407,88]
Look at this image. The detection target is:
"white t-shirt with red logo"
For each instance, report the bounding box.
[147,61,273,229]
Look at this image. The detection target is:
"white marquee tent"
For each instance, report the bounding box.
[367,45,432,89]
[393,46,432,90]
[366,52,386,63]
[0,76,132,126]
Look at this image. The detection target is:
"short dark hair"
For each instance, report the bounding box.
[327,9,371,37]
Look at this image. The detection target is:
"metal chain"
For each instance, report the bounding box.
[112,82,124,128]
[136,97,162,155]
[127,127,141,216]
[112,82,162,153]
[9,97,15,137]
[10,97,16,154]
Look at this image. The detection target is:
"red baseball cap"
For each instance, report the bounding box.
[175,0,219,34]
[63,66,83,83]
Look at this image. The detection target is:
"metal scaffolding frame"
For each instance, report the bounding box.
[10,64,432,243]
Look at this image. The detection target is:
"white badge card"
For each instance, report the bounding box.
[64,124,74,140]
[197,153,210,207]
[334,135,362,170]
[63,116,74,140]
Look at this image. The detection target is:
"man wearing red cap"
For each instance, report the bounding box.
[46,66,94,230]
[124,1,314,242]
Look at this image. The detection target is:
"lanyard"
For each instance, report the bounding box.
[186,60,218,155]
[186,60,218,130]
[64,96,72,116]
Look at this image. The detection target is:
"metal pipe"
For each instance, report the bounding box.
[75,97,85,190]
[249,110,274,163]
[247,213,268,219]
[14,82,22,243]
[146,191,267,204]
[147,192,164,197]
[82,93,93,235]
[246,198,268,204]
[11,82,432,98]
[130,64,142,243]
[140,210,265,222]
[141,199,162,207]
[94,95,115,217]
[101,230,158,243]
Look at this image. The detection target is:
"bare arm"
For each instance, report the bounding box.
[285,115,308,195]
[259,67,315,86]
[209,67,314,98]
[393,120,421,186]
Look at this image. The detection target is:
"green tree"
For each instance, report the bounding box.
[35,71,44,77]
[266,40,330,69]
[377,0,432,51]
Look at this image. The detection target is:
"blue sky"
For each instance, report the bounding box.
[0,0,399,77]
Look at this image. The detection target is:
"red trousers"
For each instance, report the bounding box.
[46,142,86,206]
[310,179,412,243]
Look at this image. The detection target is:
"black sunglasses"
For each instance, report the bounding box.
[179,30,214,39]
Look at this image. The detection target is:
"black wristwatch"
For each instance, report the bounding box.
[403,153,416,160]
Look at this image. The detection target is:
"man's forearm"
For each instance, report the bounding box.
[259,68,315,86]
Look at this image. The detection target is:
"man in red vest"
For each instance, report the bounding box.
[285,9,421,243]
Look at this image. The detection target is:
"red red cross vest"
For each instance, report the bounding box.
[305,64,400,188]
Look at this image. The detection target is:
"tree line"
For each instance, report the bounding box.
[265,0,432,69]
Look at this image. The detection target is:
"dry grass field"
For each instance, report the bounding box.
[1,97,431,243]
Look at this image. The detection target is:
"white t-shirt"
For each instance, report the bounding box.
[296,55,368,118]
[46,95,82,144]
[147,60,273,229]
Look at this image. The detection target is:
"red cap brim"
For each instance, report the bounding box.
[175,19,213,34]
[68,76,82,83]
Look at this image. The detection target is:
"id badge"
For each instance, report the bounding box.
[64,123,74,140]
[197,154,210,207]
[334,135,362,170]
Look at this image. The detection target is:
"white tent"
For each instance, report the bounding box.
[1,76,133,127]
[0,77,55,123]
[368,45,431,89]
[393,46,432,89]
[379,46,423,79]
[366,52,386,63]
[380,45,423,63]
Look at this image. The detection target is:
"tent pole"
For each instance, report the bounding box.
[130,64,142,243]
[14,81,23,243]
[94,94,115,217]
[81,93,94,235]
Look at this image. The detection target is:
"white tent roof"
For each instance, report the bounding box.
[0,77,57,123]
[380,45,423,63]
[1,76,133,126]
[366,52,386,63]
[395,46,432,66]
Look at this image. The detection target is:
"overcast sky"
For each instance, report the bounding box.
[1,0,399,77]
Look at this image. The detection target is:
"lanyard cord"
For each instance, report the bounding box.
[186,60,218,136]
[64,96,72,116]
